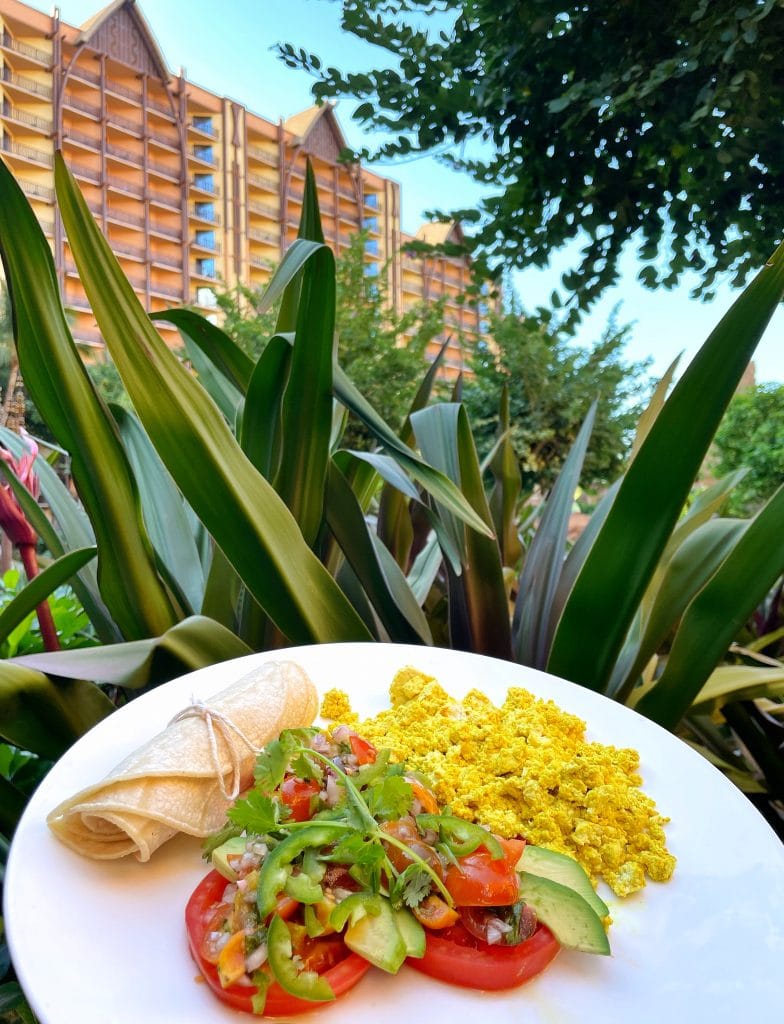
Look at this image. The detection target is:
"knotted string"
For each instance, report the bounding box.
[169,698,260,800]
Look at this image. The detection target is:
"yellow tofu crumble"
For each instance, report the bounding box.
[321,666,676,898]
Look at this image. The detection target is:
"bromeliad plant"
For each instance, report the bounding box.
[0,151,783,841]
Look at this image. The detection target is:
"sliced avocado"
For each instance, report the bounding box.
[211,836,249,881]
[517,872,611,955]
[343,898,408,974]
[394,908,425,959]
[518,845,609,917]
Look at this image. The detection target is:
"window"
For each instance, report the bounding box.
[195,230,215,249]
[365,193,379,209]
[363,216,379,233]
[195,202,215,221]
[479,319,490,334]
[364,238,379,256]
[193,116,213,135]
[195,286,217,307]
[196,257,216,279]
[363,262,379,277]
[193,173,214,192]
[193,144,213,163]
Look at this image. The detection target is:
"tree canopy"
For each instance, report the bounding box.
[464,302,651,494]
[280,0,784,321]
[712,382,784,516]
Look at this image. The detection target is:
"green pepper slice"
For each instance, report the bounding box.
[266,914,335,1002]
[416,814,503,859]
[257,823,346,917]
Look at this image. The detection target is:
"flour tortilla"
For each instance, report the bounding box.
[47,660,318,861]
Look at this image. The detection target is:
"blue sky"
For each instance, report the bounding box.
[53,0,783,384]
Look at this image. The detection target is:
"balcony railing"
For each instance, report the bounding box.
[147,155,180,180]
[107,207,145,229]
[190,178,219,195]
[147,95,175,118]
[106,140,143,165]
[1,66,52,98]
[248,227,278,245]
[0,32,51,66]
[106,172,142,196]
[64,93,101,119]
[66,127,99,150]
[2,138,53,166]
[189,120,217,138]
[70,161,102,184]
[249,254,273,270]
[149,187,180,208]
[247,199,278,219]
[248,172,278,192]
[191,207,221,225]
[151,252,185,269]
[70,64,101,86]
[2,105,53,134]
[114,241,147,261]
[150,219,183,239]
[106,109,143,135]
[150,282,183,299]
[247,145,277,167]
[191,236,221,253]
[147,125,180,149]
[20,178,55,202]
[105,77,141,103]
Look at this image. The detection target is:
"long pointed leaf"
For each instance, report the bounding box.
[334,365,493,538]
[636,483,784,727]
[488,385,523,568]
[412,403,511,658]
[11,615,252,689]
[324,461,431,644]
[548,238,784,692]
[112,404,205,615]
[0,547,97,646]
[0,662,113,759]
[151,308,254,393]
[0,428,119,642]
[55,155,369,644]
[241,336,292,478]
[0,157,181,639]
[513,402,596,669]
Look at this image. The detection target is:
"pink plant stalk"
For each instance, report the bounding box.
[0,431,60,651]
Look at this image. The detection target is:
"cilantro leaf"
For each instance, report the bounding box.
[290,751,324,783]
[390,863,432,909]
[253,728,316,792]
[366,775,413,821]
[227,790,282,835]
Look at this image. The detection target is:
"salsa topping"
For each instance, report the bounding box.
[186,726,609,1016]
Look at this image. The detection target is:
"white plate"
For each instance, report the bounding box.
[6,643,784,1023]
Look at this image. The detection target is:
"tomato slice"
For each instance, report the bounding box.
[408,919,559,990]
[349,732,377,765]
[280,776,321,822]
[444,838,524,907]
[185,869,372,1015]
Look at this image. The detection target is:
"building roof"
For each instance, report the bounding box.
[413,221,465,246]
[77,0,171,82]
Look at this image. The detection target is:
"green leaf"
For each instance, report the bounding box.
[0,547,97,647]
[513,402,596,669]
[0,157,181,640]
[324,461,431,644]
[0,661,114,759]
[690,665,784,712]
[241,335,292,479]
[151,308,254,393]
[629,353,681,459]
[334,365,493,539]
[111,404,206,615]
[54,155,370,645]
[0,428,119,642]
[548,239,784,692]
[487,385,523,568]
[611,517,747,700]
[9,615,252,689]
[412,403,511,658]
[636,483,784,727]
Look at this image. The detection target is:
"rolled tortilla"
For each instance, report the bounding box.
[47,660,318,862]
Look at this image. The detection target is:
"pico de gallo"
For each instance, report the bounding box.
[186,726,610,1016]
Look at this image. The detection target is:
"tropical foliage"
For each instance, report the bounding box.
[712,382,784,517]
[0,151,783,1016]
[280,0,784,318]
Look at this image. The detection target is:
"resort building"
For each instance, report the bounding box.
[0,0,490,378]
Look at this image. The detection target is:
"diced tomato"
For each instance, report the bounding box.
[444,838,525,907]
[412,895,460,930]
[186,870,371,1016]
[280,776,321,822]
[349,733,377,765]
[408,919,559,990]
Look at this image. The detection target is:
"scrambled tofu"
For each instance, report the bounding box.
[321,666,676,898]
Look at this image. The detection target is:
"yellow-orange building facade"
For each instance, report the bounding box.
[0,0,490,378]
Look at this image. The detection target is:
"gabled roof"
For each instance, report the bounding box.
[283,102,349,157]
[414,221,466,247]
[78,0,171,82]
